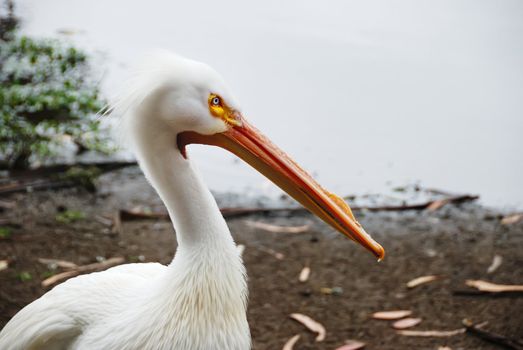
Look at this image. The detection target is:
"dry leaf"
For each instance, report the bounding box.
[299,267,310,282]
[486,255,502,274]
[372,310,412,320]
[335,340,366,350]
[392,317,422,329]
[282,334,300,350]
[397,328,465,337]
[290,313,326,342]
[257,246,285,260]
[0,260,8,272]
[38,258,78,269]
[500,213,523,225]
[465,280,523,293]
[407,275,438,288]
[245,220,310,234]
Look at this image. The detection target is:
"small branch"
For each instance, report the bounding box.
[463,319,523,350]
[8,161,137,179]
[0,161,137,196]
[41,257,125,288]
[38,258,78,269]
[117,194,480,223]
[0,179,75,196]
[452,289,523,298]
[111,211,122,235]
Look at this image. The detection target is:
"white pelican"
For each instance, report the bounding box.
[0,52,384,350]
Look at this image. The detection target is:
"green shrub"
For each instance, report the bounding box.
[0,22,112,169]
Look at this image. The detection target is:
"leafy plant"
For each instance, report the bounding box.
[55,209,86,224]
[0,226,12,238]
[0,1,112,169]
[17,271,32,282]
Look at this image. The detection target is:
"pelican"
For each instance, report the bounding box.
[0,52,384,350]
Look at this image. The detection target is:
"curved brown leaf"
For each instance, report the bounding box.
[299,266,310,282]
[392,317,422,329]
[289,313,326,342]
[335,340,366,350]
[282,334,300,350]
[406,275,438,288]
[372,310,412,320]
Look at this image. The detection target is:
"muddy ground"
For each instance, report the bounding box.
[0,167,522,349]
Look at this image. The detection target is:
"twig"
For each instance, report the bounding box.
[119,209,168,221]
[0,219,21,228]
[452,290,523,297]
[0,161,137,196]
[0,179,75,196]
[7,161,136,180]
[41,257,125,287]
[463,319,523,350]
[117,194,479,223]
[112,211,122,235]
[396,328,465,337]
[38,258,78,269]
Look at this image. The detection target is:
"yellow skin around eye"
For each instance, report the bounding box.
[208,94,225,118]
[208,93,242,127]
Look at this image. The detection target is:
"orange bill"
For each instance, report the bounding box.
[178,117,385,260]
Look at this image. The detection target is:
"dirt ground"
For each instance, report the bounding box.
[1,167,522,349]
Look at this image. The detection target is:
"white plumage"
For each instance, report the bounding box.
[0,51,384,350]
[0,53,249,350]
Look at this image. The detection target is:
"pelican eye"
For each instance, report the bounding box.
[211,96,221,106]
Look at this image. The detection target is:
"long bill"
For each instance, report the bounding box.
[177,118,385,260]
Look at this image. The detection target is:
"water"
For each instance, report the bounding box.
[16,0,523,209]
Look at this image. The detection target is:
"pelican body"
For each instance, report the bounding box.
[0,52,384,350]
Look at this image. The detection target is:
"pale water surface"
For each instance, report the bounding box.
[17,0,523,209]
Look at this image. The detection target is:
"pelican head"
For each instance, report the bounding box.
[120,51,385,260]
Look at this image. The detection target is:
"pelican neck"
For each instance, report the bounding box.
[130,120,234,250]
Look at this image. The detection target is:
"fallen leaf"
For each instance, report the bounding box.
[335,340,366,350]
[257,246,285,260]
[465,280,523,293]
[289,313,326,342]
[407,275,438,288]
[372,310,412,320]
[245,220,310,234]
[38,258,78,270]
[299,266,310,282]
[282,334,300,350]
[0,260,8,271]
[392,318,422,329]
[397,329,465,337]
[500,213,523,225]
[486,255,503,274]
